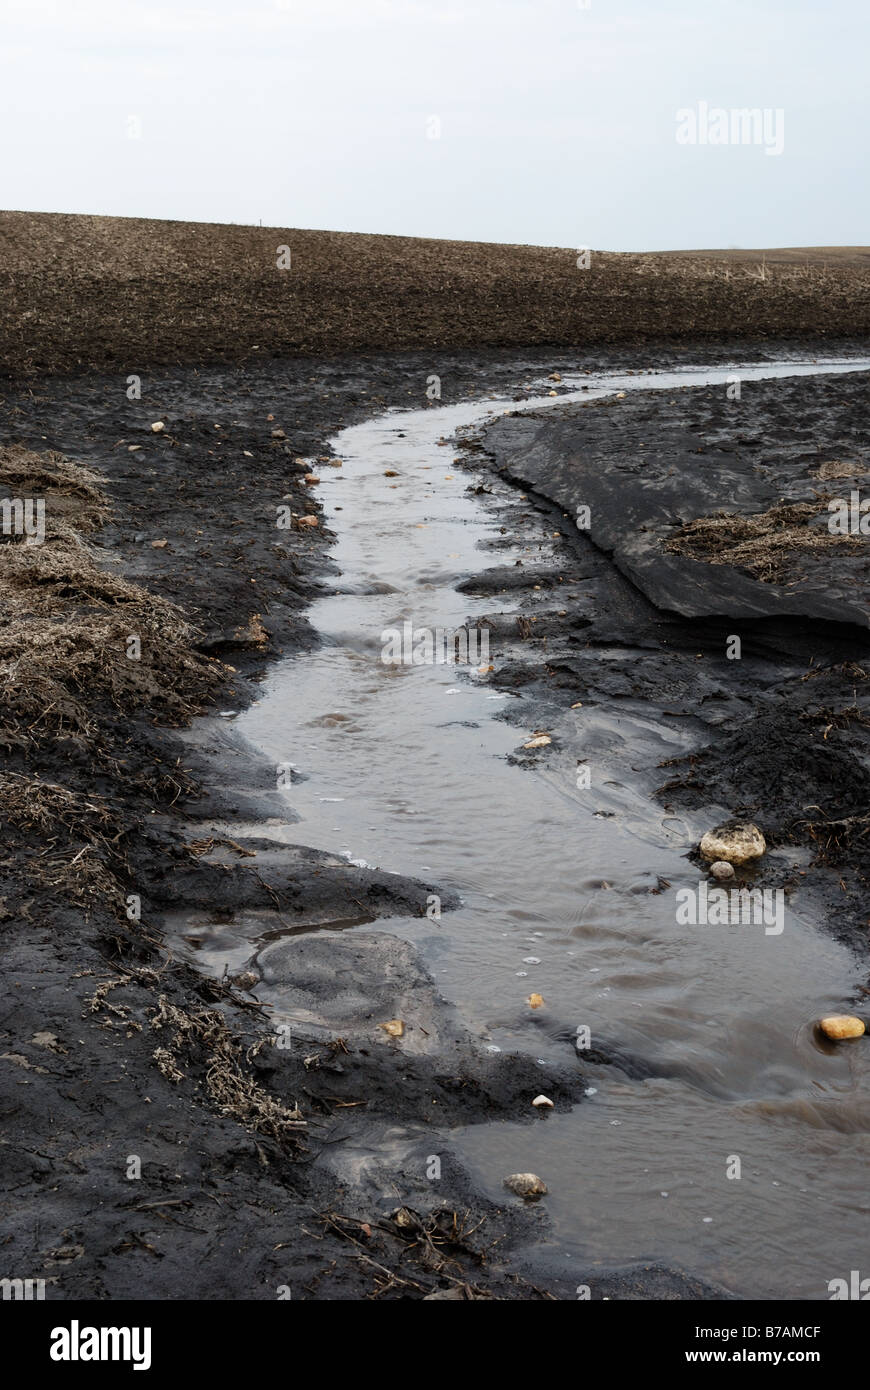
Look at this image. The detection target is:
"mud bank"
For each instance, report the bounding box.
[1,348,757,1300]
[464,365,870,949]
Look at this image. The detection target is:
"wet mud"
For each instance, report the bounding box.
[1,347,867,1300]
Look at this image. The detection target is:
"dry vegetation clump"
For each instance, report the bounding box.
[814,459,870,480]
[794,694,870,862]
[0,771,128,913]
[798,809,870,860]
[663,500,862,583]
[0,445,225,751]
[149,996,307,1147]
[0,447,109,518]
[0,444,228,912]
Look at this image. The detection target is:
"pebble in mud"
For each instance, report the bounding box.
[709,860,736,881]
[503,1173,548,1199]
[819,1015,865,1040]
[228,970,259,992]
[699,822,766,864]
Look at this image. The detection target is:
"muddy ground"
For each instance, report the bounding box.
[1,344,866,1301]
[1,347,755,1301]
[460,363,870,951]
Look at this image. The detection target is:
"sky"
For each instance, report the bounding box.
[0,0,866,251]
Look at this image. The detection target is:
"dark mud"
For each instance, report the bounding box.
[6,348,868,1300]
[462,364,870,952]
[1,348,751,1301]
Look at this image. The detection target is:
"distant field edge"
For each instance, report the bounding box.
[1,211,868,378]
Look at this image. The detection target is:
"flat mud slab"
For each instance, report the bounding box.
[467,365,870,947]
[482,369,870,626]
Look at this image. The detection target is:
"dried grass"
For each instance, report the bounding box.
[149,996,306,1147]
[664,500,862,583]
[0,770,128,912]
[0,445,223,750]
[0,444,226,911]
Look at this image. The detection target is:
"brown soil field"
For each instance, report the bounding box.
[2,211,869,377]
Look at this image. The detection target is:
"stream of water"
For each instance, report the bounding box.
[230,359,870,1298]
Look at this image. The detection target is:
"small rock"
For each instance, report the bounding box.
[709,860,736,881]
[271,428,286,439]
[527,992,545,1010]
[128,444,142,452]
[548,372,561,382]
[523,735,551,749]
[297,515,318,527]
[699,822,766,865]
[384,469,399,477]
[303,474,321,484]
[531,1095,554,1109]
[819,1015,865,1040]
[151,539,168,549]
[379,1019,405,1038]
[327,459,342,468]
[229,971,259,992]
[150,421,165,433]
[503,1172,548,1199]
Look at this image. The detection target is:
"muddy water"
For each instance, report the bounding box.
[235,359,870,1298]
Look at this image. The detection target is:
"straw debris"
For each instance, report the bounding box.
[664,500,861,583]
[149,996,306,1147]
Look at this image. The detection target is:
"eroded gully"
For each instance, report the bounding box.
[190,360,870,1298]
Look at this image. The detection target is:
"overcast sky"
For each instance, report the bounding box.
[1,0,866,250]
